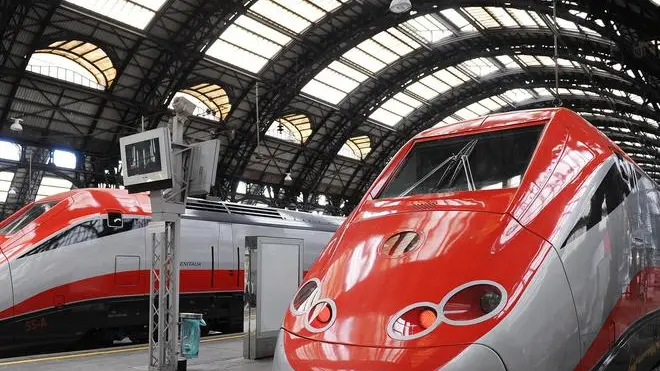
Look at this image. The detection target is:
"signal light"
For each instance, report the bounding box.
[419,308,437,329]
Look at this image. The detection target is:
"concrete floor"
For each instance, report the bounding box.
[0,335,272,371]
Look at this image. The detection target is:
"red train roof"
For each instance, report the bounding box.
[415,107,561,140]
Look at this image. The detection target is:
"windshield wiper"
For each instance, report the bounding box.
[445,139,478,191]
[398,155,457,197]
[398,139,478,197]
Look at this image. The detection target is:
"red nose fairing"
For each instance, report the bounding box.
[279,194,551,369]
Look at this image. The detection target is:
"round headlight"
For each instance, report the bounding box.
[480,291,502,313]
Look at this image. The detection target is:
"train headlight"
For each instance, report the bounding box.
[290,278,321,315]
[480,291,502,314]
[440,280,507,326]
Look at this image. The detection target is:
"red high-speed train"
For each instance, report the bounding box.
[274,108,660,371]
[0,189,342,351]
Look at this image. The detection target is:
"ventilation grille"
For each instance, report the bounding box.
[185,198,283,219]
[380,232,420,257]
[410,201,438,211]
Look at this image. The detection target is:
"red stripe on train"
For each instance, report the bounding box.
[0,268,311,321]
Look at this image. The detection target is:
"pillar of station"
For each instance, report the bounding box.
[243,236,304,359]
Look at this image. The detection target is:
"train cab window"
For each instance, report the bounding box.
[0,201,59,235]
[562,163,626,247]
[377,125,544,199]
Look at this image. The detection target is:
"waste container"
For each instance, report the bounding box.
[180,313,206,360]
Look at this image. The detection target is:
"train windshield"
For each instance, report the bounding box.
[378,125,544,199]
[0,201,59,235]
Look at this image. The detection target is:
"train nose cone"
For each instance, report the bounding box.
[284,209,545,348]
[273,329,506,371]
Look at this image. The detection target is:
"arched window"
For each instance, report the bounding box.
[338,135,371,160]
[265,114,312,144]
[27,41,116,90]
[170,83,231,121]
[36,176,73,201]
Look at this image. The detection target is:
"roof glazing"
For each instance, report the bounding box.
[63,0,167,30]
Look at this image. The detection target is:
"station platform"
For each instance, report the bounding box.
[0,334,272,371]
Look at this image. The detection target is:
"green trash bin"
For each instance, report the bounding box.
[180,313,206,360]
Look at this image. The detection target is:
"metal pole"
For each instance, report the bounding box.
[148,111,189,371]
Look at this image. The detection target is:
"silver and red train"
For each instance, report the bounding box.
[275,108,660,370]
[0,189,342,350]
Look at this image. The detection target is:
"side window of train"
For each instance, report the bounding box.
[19,217,150,258]
[562,164,626,248]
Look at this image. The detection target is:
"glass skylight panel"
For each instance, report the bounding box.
[370,93,423,127]
[420,74,451,94]
[465,7,499,28]
[343,48,386,73]
[440,9,476,32]
[251,0,313,33]
[64,0,166,30]
[402,14,453,44]
[502,89,533,103]
[460,58,498,77]
[479,97,505,110]
[537,56,555,66]
[373,29,418,56]
[534,88,553,96]
[356,39,399,65]
[454,108,480,121]
[407,80,440,100]
[517,55,541,66]
[485,7,518,27]
[36,177,72,201]
[496,55,517,68]
[466,102,489,116]
[301,80,345,104]
[302,61,367,104]
[369,108,404,127]
[436,67,468,87]
[53,150,76,169]
[0,141,21,161]
[508,9,537,27]
[208,15,291,73]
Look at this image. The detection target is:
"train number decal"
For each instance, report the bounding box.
[25,317,47,332]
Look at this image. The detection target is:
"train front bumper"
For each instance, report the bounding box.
[273,329,506,371]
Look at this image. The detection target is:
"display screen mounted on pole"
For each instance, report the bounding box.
[120,127,173,193]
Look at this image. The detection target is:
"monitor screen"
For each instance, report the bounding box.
[125,138,162,177]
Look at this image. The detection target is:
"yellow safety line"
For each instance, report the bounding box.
[0,334,244,367]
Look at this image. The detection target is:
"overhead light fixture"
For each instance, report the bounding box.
[9,118,23,132]
[389,0,412,13]
[284,172,293,182]
[8,188,16,196]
